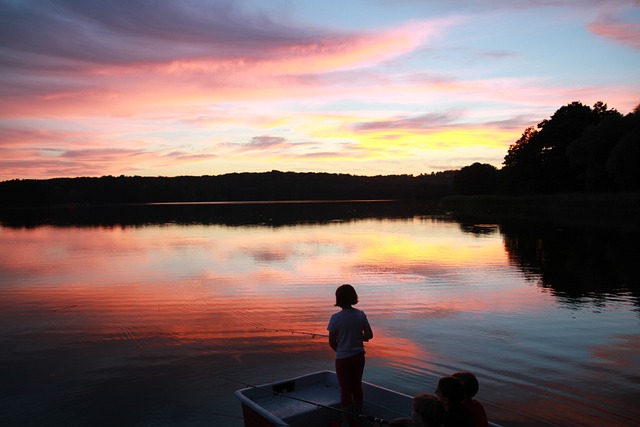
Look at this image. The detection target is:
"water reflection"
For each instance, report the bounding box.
[498,220,640,308]
[445,213,640,312]
[1,202,639,426]
[0,200,423,228]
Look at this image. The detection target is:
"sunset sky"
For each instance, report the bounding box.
[1,0,639,181]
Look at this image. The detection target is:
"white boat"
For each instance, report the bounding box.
[234,370,503,427]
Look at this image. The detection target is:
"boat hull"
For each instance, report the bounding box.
[235,370,411,427]
[235,370,503,427]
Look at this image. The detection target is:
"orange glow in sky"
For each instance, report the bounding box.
[1,1,638,180]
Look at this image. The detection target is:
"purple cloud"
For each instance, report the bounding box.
[164,151,217,161]
[351,112,462,132]
[0,0,335,71]
[248,136,287,149]
[59,148,146,158]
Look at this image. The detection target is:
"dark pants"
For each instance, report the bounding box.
[335,352,365,408]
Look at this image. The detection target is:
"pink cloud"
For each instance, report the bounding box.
[156,19,445,77]
[1,0,456,121]
[0,130,207,179]
[0,21,446,119]
[1,1,637,180]
[588,14,640,49]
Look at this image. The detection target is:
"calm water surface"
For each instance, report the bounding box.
[1,203,639,426]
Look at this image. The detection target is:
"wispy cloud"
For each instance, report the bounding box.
[351,112,463,132]
[588,13,640,49]
[0,0,456,120]
[246,136,288,150]
[0,0,307,69]
[0,0,451,76]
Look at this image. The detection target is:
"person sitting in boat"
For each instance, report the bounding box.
[390,393,445,427]
[435,376,474,427]
[327,284,374,427]
[452,371,488,427]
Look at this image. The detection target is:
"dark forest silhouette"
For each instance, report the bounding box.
[1,100,638,208]
[0,171,455,207]
[453,101,640,195]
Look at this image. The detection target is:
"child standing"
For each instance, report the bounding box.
[328,284,373,426]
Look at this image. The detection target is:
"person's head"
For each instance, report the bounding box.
[435,376,465,410]
[334,284,358,308]
[452,371,480,399]
[411,393,445,427]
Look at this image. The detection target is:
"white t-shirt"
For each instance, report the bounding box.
[327,307,370,359]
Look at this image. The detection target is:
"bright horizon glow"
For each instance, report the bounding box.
[0,0,638,181]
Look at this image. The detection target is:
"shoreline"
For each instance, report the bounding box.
[440,193,640,230]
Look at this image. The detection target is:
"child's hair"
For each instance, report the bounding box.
[335,284,358,307]
[413,393,445,427]
[452,371,480,398]
[437,376,466,406]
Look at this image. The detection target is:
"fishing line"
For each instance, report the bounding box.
[259,327,329,338]
[221,376,392,426]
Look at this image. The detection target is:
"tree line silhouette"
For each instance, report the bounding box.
[0,171,456,207]
[1,100,638,208]
[453,101,640,195]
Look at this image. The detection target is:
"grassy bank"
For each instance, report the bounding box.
[440,193,640,229]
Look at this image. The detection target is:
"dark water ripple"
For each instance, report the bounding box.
[1,207,639,426]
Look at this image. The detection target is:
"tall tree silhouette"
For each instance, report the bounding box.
[606,105,640,192]
[453,162,500,195]
[568,108,625,192]
[502,101,616,194]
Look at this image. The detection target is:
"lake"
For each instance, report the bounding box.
[0,201,638,426]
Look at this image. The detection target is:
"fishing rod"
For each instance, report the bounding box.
[259,327,329,338]
[221,376,392,426]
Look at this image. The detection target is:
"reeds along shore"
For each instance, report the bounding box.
[440,193,640,229]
